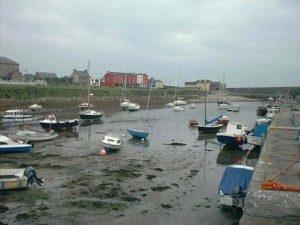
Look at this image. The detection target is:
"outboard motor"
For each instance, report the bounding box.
[24,166,44,186]
[231,185,246,209]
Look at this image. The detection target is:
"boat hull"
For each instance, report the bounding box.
[216,134,244,146]
[13,131,59,142]
[0,169,29,191]
[40,120,79,131]
[0,145,32,153]
[127,129,149,140]
[198,124,223,134]
[79,114,102,120]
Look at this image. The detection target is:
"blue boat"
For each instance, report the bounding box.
[127,129,149,140]
[246,119,269,146]
[0,135,32,153]
[219,164,254,210]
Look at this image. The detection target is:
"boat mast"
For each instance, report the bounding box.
[204,90,207,125]
[87,60,90,109]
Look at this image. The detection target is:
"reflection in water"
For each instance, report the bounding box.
[79,119,103,126]
[198,133,217,141]
[127,138,149,148]
[216,147,245,165]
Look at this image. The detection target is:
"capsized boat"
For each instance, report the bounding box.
[219,164,254,210]
[216,122,247,146]
[127,128,149,140]
[101,133,122,152]
[0,166,44,190]
[12,129,58,142]
[39,114,79,131]
[0,135,32,153]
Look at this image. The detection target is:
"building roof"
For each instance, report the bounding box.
[0,57,19,65]
[35,72,57,79]
[72,69,90,77]
[106,71,135,76]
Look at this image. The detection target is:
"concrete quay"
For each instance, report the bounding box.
[240,101,300,225]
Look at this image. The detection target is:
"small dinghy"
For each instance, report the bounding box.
[12,129,58,142]
[0,166,44,190]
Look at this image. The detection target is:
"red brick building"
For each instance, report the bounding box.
[103,71,149,88]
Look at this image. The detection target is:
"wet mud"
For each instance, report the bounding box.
[0,101,261,225]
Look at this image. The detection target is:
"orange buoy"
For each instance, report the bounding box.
[236,137,242,143]
[100,149,107,156]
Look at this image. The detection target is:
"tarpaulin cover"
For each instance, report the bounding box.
[219,166,254,194]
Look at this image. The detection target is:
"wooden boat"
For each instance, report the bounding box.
[101,134,122,152]
[0,166,44,190]
[216,122,247,146]
[197,92,223,134]
[39,114,79,131]
[0,135,32,153]
[1,109,33,123]
[189,119,198,126]
[12,129,58,142]
[219,164,254,210]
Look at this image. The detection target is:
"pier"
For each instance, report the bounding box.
[240,101,300,224]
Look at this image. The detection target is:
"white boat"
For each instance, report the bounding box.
[266,108,278,120]
[12,129,59,142]
[1,109,33,123]
[79,61,103,121]
[227,104,240,112]
[28,104,42,111]
[190,103,196,108]
[0,135,32,153]
[166,102,174,107]
[101,134,122,152]
[0,166,44,190]
[217,122,247,146]
[128,102,140,112]
[173,105,185,112]
[219,103,231,110]
[120,99,130,110]
[219,164,254,210]
[173,100,187,106]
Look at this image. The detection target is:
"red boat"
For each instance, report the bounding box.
[217,115,229,126]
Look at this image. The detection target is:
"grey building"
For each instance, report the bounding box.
[0,56,22,81]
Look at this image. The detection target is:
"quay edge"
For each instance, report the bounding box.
[240,101,300,225]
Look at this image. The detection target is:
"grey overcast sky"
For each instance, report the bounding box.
[0,0,299,87]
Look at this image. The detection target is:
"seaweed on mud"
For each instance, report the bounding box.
[151,186,171,192]
[152,168,164,172]
[0,205,8,213]
[161,204,173,209]
[102,168,142,178]
[145,174,156,180]
[163,142,187,146]
[2,191,48,203]
[65,200,128,211]
[188,169,199,177]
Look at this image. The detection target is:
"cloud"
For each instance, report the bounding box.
[0,0,299,87]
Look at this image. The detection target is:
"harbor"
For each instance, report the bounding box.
[1,100,262,225]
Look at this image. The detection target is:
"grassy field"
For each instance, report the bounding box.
[0,84,202,100]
